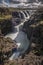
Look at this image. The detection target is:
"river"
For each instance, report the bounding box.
[5,12,30,60]
[3,0,42,60]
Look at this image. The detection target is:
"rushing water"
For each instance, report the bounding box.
[4,6,39,60]
[2,0,43,60]
[5,13,30,60]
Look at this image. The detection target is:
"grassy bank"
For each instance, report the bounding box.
[0,8,12,21]
[0,15,12,21]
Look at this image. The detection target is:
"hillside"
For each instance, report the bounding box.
[0,8,43,65]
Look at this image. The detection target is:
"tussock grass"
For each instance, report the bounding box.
[0,15,12,21]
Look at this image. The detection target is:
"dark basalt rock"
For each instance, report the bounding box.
[0,20,13,35]
[23,11,43,55]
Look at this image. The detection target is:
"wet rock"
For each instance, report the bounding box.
[23,11,43,49]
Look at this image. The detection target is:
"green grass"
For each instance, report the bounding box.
[0,15,12,21]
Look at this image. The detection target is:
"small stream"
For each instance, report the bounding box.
[5,15,30,60]
[3,0,42,60]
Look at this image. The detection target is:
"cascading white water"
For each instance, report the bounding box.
[24,11,30,19]
[0,0,42,61]
[5,10,30,60]
[25,11,29,17]
[9,31,29,60]
[2,0,42,60]
[20,11,26,19]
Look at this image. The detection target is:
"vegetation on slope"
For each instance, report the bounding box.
[0,33,17,65]
[0,8,43,65]
[0,8,12,21]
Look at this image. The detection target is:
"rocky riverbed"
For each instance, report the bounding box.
[0,11,43,65]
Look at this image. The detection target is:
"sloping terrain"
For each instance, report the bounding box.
[0,9,43,65]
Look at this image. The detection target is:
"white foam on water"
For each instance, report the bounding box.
[8,31,29,60]
[9,51,20,60]
[5,32,18,40]
[5,18,29,60]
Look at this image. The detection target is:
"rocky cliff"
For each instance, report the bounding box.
[23,11,43,55]
[0,10,43,65]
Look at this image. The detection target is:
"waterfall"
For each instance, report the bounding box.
[20,11,26,19]
[24,11,29,18]
[5,10,30,60]
[9,51,20,60]
[26,11,30,15]
[5,22,29,60]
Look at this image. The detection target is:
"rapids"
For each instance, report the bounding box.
[5,15,30,60]
[2,0,43,60]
